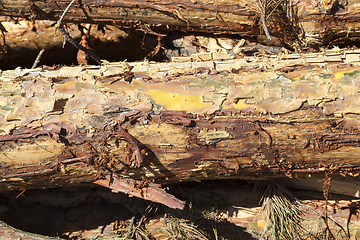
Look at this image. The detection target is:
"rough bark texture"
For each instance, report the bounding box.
[0,0,359,48]
[1,51,360,208]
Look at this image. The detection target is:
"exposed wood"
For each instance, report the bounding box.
[1,53,360,208]
[0,0,359,48]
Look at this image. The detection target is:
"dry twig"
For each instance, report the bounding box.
[55,0,102,64]
[31,49,45,69]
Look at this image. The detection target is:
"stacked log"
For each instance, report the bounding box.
[1,52,360,208]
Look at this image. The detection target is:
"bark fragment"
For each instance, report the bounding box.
[94,175,185,209]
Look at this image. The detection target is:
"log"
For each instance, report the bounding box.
[0,0,360,48]
[1,51,360,208]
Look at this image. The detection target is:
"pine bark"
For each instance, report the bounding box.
[0,0,359,47]
[1,52,360,207]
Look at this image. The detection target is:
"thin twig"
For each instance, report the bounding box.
[125,216,136,238]
[300,201,348,239]
[57,0,76,24]
[259,0,272,41]
[0,142,14,162]
[55,0,102,64]
[260,11,272,41]
[31,49,45,69]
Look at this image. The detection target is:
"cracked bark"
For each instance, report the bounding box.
[1,58,360,207]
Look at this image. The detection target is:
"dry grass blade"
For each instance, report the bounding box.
[132,226,153,240]
[97,224,153,240]
[259,180,305,240]
[238,0,287,41]
[163,215,209,240]
[299,201,349,240]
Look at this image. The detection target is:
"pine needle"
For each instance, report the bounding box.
[259,180,305,240]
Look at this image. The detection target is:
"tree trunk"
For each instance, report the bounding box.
[0,0,359,48]
[1,51,360,208]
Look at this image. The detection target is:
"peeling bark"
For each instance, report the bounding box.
[2,56,360,207]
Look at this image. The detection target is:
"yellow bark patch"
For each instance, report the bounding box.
[333,69,353,80]
[146,90,212,110]
[292,75,304,80]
